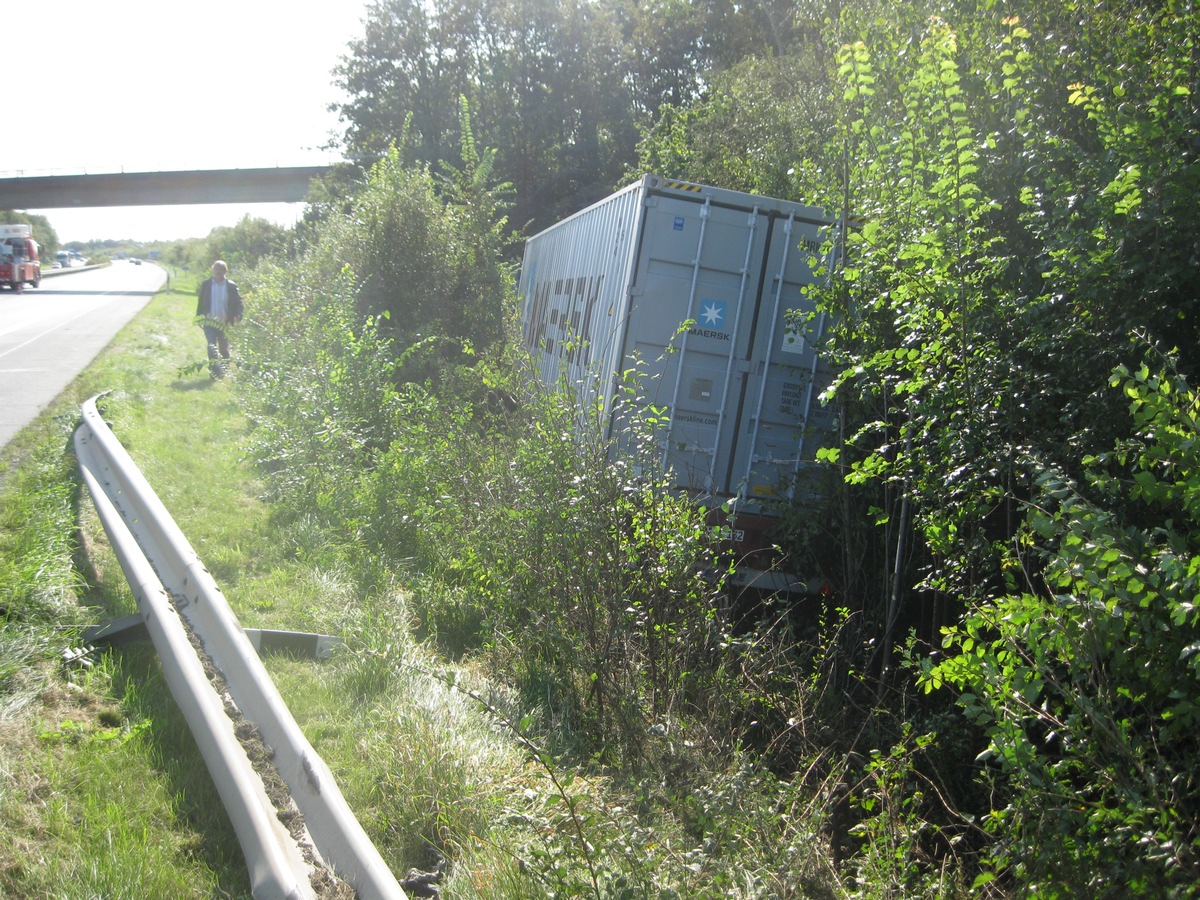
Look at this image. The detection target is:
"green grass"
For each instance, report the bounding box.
[4,655,239,898]
[0,270,260,897]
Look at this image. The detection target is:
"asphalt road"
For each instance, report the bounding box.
[0,260,166,450]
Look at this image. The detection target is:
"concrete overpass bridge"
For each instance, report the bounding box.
[0,166,334,209]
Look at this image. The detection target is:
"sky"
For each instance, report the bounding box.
[7,0,372,243]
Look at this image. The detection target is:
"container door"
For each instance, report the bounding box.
[618,192,771,500]
[727,215,837,508]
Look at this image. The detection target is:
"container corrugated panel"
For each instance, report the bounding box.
[518,175,838,515]
[519,177,647,422]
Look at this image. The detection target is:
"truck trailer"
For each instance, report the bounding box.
[1,224,42,290]
[518,175,839,585]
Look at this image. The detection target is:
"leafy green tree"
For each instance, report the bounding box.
[697,0,828,65]
[614,0,707,116]
[292,162,365,248]
[160,237,203,269]
[925,350,1200,894]
[807,0,1200,889]
[469,0,636,228]
[312,116,515,356]
[334,0,625,232]
[197,215,290,276]
[801,0,1197,605]
[331,0,846,234]
[634,51,838,200]
[332,0,464,166]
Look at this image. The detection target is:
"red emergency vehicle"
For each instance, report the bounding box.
[1,224,41,291]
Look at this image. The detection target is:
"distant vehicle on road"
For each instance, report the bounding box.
[1,224,41,290]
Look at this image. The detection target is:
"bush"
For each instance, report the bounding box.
[924,350,1200,895]
[237,141,754,768]
[314,145,514,358]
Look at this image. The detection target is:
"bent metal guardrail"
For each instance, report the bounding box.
[75,395,407,900]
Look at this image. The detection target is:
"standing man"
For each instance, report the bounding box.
[196,260,244,376]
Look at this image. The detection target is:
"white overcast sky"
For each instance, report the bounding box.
[8,1,371,242]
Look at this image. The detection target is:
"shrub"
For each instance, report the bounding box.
[924,350,1200,895]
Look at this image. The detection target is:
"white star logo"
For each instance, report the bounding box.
[701,302,724,327]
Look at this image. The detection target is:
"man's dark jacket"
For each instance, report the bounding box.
[196,277,244,324]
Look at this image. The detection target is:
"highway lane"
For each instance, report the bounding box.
[0,260,165,450]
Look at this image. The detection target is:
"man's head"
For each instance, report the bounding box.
[211,260,228,283]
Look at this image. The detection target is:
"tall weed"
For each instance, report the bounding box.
[0,420,86,717]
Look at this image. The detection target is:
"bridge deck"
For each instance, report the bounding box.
[0,167,333,208]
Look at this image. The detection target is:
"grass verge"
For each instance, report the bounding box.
[1,269,255,896]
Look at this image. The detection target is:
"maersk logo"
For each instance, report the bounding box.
[699,300,726,328]
[688,299,730,341]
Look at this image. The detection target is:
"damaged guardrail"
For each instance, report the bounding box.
[75,395,406,900]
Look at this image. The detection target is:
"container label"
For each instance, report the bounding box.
[673,216,685,231]
[677,411,719,427]
[779,378,812,418]
[782,321,807,354]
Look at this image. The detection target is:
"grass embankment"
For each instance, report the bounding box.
[0,274,538,897]
[1,272,255,895]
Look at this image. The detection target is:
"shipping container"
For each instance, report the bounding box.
[518,175,840,580]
